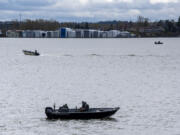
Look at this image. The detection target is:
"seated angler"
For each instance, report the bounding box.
[59,104,69,112]
[80,101,89,112]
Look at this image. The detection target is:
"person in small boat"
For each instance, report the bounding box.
[35,50,38,54]
[155,41,163,44]
[80,101,89,112]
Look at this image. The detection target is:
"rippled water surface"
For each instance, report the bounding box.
[0,38,180,135]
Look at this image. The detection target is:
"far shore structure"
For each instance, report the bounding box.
[1,16,180,37]
[6,28,136,38]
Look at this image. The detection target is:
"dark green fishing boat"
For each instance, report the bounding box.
[23,50,40,56]
[45,102,120,119]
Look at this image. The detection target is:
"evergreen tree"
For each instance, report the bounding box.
[177,16,180,27]
[85,22,89,29]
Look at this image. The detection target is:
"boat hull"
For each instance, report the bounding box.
[45,107,119,119]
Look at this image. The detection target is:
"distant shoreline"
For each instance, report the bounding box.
[1,37,180,39]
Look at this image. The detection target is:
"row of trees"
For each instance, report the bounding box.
[1,16,180,37]
[12,19,60,31]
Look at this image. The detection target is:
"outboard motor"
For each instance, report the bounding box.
[45,107,53,114]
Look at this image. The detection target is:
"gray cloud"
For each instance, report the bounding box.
[0,0,180,22]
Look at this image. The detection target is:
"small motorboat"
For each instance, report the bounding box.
[154,41,163,45]
[23,50,40,56]
[45,102,120,119]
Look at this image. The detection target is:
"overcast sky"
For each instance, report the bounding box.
[0,0,180,22]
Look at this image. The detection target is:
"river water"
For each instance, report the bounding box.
[0,38,180,135]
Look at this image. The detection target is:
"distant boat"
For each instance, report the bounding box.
[154,41,163,45]
[23,50,40,56]
[45,102,120,119]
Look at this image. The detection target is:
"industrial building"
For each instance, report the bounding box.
[51,31,59,38]
[60,28,76,38]
[6,30,22,38]
[22,30,34,38]
[84,30,91,38]
[5,27,135,38]
[75,29,84,38]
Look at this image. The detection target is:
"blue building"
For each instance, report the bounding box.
[60,28,76,38]
[60,28,66,38]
